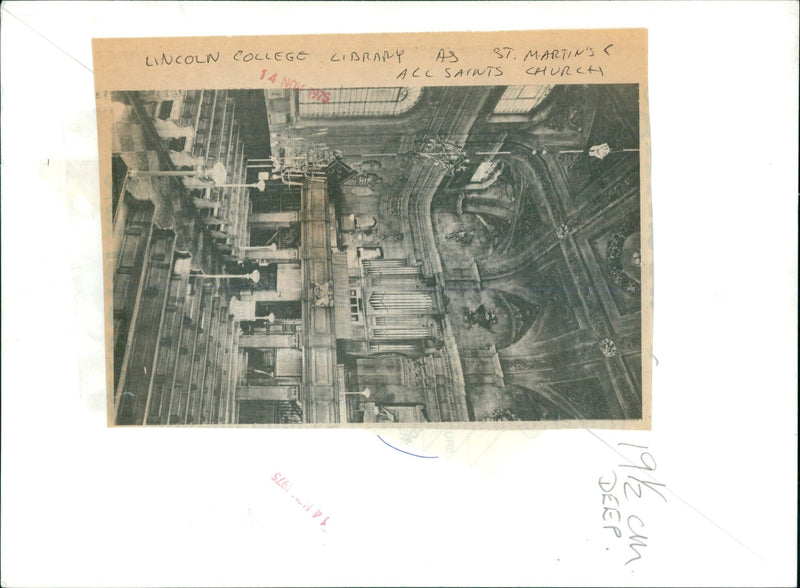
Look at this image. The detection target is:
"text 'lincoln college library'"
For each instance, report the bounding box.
[109,84,644,426]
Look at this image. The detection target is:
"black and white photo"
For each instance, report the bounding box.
[108,83,647,425]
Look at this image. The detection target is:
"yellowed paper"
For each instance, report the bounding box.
[93,29,651,428]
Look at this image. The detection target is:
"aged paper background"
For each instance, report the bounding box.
[1,2,798,587]
[93,28,651,429]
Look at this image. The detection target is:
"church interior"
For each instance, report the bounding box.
[108,82,644,425]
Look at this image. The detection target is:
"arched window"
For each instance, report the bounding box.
[493,85,553,114]
[299,87,422,118]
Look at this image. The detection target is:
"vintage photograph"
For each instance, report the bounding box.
[108,83,644,425]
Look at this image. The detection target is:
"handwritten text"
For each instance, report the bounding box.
[598,443,667,566]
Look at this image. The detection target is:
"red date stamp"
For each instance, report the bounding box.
[257,70,330,103]
[305,89,331,103]
[272,472,331,532]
